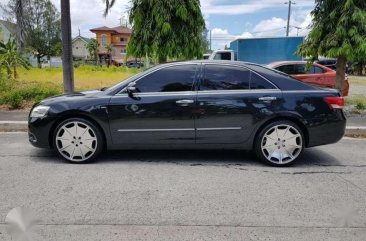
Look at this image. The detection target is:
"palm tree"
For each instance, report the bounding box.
[103,0,116,16]
[0,38,30,79]
[15,0,25,51]
[60,0,74,93]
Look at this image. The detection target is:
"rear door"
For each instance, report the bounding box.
[195,64,281,144]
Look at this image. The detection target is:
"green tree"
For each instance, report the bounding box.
[0,38,30,79]
[86,39,99,65]
[104,0,206,63]
[106,44,112,67]
[297,0,366,95]
[3,0,62,68]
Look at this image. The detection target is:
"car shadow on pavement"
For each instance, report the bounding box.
[31,147,341,167]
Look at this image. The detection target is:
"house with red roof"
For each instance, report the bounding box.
[90,26,132,65]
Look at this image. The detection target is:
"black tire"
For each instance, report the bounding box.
[254,120,305,167]
[53,118,104,163]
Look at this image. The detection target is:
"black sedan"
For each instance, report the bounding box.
[28,61,346,166]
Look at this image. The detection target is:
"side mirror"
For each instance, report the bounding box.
[126,83,137,97]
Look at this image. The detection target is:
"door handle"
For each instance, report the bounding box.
[176,99,194,104]
[176,99,194,106]
[258,96,277,101]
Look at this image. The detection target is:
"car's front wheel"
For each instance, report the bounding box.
[54,118,103,163]
[255,120,304,166]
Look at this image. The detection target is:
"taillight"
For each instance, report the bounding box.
[324,96,345,109]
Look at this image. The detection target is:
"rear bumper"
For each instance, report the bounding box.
[307,110,346,147]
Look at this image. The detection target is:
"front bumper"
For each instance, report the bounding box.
[28,116,58,149]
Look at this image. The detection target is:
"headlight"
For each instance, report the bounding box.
[30,106,50,118]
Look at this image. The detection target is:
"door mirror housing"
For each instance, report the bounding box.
[126,83,137,97]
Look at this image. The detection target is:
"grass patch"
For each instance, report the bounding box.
[345,95,366,113]
[0,65,142,109]
[348,76,366,85]
[18,65,141,91]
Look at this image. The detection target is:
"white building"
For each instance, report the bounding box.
[72,36,92,60]
[0,20,16,43]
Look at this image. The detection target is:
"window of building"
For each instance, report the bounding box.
[101,34,107,47]
[120,48,127,54]
[120,37,128,42]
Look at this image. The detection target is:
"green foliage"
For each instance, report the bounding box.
[86,39,99,64]
[0,80,61,109]
[297,0,366,94]
[3,91,23,109]
[2,0,62,66]
[298,0,366,61]
[126,0,206,62]
[356,102,365,110]
[0,38,30,79]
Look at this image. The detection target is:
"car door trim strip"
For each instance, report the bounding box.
[117,128,195,132]
[117,127,242,132]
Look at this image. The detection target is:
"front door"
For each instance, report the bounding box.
[108,64,198,145]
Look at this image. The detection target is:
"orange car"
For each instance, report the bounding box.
[268,61,349,96]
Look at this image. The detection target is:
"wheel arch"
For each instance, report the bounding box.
[48,112,108,149]
[253,115,309,148]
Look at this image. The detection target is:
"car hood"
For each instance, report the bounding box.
[39,89,105,105]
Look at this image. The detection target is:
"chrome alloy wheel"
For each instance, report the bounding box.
[55,121,98,162]
[261,124,303,165]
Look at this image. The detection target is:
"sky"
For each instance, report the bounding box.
[1,0,315,50]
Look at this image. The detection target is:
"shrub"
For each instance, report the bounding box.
[3,91,24,109]
[0,80,62,109]
[356,102,365,110]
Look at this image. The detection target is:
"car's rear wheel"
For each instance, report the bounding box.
[255,120,304,166]
[54,118,103,163]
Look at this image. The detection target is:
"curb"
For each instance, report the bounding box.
[0,121,28,132]
[1,121,366,137]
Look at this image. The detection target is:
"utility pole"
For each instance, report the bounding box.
[285,1,295,37]
[61,0,74,93]
[209,30,212,51]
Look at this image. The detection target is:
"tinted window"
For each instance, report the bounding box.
[295,64,306,74]
[135,65,196,92]
[201,65,250,90]
[276,65,297,75]
[314,66,325,73]
[250,73,276,89]
[213,52,232,60]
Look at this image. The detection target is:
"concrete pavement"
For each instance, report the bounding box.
[0,133,365,240]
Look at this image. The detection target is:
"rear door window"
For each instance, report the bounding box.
[250,73,277,89]
[201,65,250,90]
[201,65,276,90]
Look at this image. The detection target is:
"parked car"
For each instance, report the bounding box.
[28,61,346,166]
[268,61,349,96]
[126,60,144,68]
[316,58,337,70]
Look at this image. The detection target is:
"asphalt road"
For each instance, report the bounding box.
[0,133,365,240]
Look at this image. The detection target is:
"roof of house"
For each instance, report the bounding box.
[72,35,92,43]
[90,26,132,34]
[0,20,16,35]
